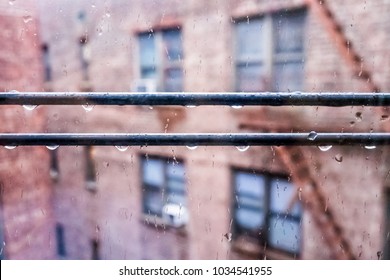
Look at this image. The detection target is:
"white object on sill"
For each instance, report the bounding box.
[162,203,188,228]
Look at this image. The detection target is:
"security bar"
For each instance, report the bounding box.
[1,92,390,147]
[0,133,389,147]
[1,92,390,106]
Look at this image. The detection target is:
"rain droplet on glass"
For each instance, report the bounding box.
[334,154,343,163]
[23,15,33,23]
[9,0,15,6]
[231,105,243,109]
[236,146,250,152]
[186,105,197,108]
[364,145,376,150]
[4,145,17,150]
[22,105,37,111]
[186,145,198,150]
[115,146,129,152]
[82,104,95,112]
[318,145,332,152]
[307,131,318,141]
[355,112,363,122]
[46,145,59,150]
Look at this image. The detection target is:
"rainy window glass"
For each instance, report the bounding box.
[142,157,186,217]
[233,171,301,254]
[2,0,389,263]
[138,29,183,91]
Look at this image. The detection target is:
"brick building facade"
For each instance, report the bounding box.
[1,0,389,259]
[0,1,55,259]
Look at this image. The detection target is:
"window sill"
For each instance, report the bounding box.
[231,236,298,260]
[140,214,188,236]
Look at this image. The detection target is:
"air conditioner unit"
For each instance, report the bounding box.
[131,79,157,92]
[162,203,189,228]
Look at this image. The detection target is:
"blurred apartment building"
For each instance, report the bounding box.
[1,0,390,259]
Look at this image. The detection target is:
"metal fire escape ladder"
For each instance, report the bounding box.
[307,0,380,92]
[274,145,356,259]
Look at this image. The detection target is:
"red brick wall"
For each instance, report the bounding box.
[0,1,55,259]
[37,0,390,259]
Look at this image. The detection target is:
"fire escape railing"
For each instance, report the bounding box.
[0,92,390,147]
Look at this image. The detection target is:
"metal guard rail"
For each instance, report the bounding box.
[1,92,390,147]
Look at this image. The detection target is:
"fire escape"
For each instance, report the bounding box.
[240,0,382,259]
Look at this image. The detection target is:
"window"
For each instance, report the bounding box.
[91,239,100,260]
[56,223,66,257]
[138,28,184,92]
[85,146,97,191]
[0,193,5,260]
[385,191,390,260]
[41,44,52,82]
[79,35,91,81]
[50,149,59,181]
[233,170,302,255]
[235,9,306,92]
[141,156,187,223]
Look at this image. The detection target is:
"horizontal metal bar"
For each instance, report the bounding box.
[1,92,390,107]
[0,133,389,146]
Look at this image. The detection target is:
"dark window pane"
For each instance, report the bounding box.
[144,188,163,215]
[236,63,266,92]
[272,61,304,91]
[235,208,265,230]
[274,10,306,54]
[236,19,264,59]
[268,216,300,254]
[139,33,157,69]
[56,224,66,257]
[167,162,185,179]
[162,29,183,61]
[270,179,301,216]
[164,68,183,92]
[141,67,157,79]
[235,172,266,198]
[143,159,164,186]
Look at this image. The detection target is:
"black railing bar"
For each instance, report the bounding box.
[0,133,389,146]
[1,92,390,107]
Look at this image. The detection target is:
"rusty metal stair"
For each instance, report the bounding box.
[275,144,356,259]
[306,0,380,92]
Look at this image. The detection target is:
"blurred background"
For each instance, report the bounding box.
[0,0,390,260]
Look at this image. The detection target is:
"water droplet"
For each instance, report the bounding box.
[46,145,59,150]
[224,233,232,242]
[115,146,129,152]
[231,105,242,109]
[22,105,37,111]
[186,105,197,108]
[186,145,198,150]
[298,187,302,201]
[307,131,318,141]
[148,106,154,110]
[10,89,19,93]
[9,0,15,6]
[23,15,33,23]
[364,145,376,150]
[236,146,250,152]
[355,112,363,122]
[105,12,111,18]
[318,145,332,152]
[334,154,343,163]
[4,145,17,150]
[381,115,389,121]
[82,104,95,112]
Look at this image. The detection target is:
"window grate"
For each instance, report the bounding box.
[1,91,390,147]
